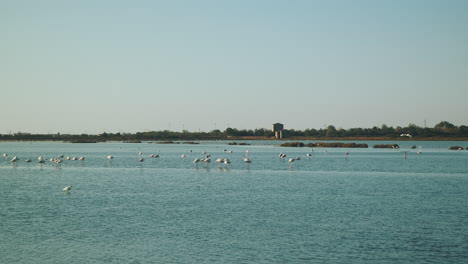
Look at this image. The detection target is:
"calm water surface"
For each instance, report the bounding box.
[1,141,467,263]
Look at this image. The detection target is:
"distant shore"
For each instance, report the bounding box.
[1,136,468,142]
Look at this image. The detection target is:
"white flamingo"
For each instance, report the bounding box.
[38,156,45,164]
[63,185,72,192]
[243,151,252,163]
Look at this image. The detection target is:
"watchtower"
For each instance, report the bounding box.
[272,123,284,139]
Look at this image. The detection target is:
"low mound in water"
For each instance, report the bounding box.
[373,144,399,149]
[280,142,368,148]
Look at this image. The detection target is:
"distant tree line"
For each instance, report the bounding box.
[1,121,467,141]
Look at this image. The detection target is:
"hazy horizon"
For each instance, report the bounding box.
[2,0,467,134]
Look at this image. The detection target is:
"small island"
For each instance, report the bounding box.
[280,142,369,148]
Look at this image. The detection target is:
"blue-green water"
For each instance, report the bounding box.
[1,141,467,263]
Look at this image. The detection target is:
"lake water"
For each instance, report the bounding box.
[1,141,467,263]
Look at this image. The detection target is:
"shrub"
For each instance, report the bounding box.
[373,144,399,149]
[281,142,305,147]
[448,146,464,150]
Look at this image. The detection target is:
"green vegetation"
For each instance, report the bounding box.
[308,142,369,148]
[281,142,368,148]
[228,142,251,145]
[1,121,468,142]
[373,144,400,149]
[448,146,464,150]
[280,142,305,147]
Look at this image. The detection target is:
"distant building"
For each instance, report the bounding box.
[272,123,284,139]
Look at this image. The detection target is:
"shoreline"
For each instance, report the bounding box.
[1,136,468,143]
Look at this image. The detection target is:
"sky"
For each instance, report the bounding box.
[1,0,467,134]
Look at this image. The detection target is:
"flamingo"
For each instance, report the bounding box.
[243,150,252,163]
[10,156,19,162]
[48,158,62,166]
[63,185,72,192]
[107,155,113,159]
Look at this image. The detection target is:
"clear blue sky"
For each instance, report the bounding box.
[1,0,467,134]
